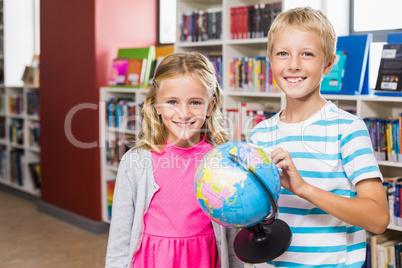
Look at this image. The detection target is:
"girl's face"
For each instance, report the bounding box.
[270,26,334,100]
[155,74,215,148]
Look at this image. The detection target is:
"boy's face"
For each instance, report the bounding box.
[270,26,334,100]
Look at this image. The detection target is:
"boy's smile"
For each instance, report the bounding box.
[270,26,334,100]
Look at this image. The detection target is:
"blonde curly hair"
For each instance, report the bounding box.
[135,51,229,151]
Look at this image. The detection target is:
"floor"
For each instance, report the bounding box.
[0,189,109,268]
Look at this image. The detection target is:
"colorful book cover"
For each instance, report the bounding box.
[109,58,129,86]
[126,58,146,86]
[321,51,347,92]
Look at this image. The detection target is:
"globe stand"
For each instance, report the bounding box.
[233,219,292,263]
[230,153,292,264]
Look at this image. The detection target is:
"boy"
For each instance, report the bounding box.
[249,7,389,267]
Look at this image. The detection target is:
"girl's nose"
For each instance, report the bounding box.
[178,104,192,119]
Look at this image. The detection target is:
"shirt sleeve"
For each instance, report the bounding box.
[340,117,383,185]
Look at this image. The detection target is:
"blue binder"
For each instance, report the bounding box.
[321,34,372,95]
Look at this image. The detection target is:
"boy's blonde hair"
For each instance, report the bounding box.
[267,6,337,66]
[135,51,229,151]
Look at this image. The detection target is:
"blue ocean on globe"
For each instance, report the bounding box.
[195,141,281,228]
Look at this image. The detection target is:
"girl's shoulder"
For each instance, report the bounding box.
[119,147,152,169]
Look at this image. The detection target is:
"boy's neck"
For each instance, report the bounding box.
[280,95,327,123]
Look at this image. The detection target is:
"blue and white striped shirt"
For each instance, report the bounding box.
[250,101,382,268]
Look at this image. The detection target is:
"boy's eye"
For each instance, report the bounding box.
[302,52,313,56]
[277,52,288,56]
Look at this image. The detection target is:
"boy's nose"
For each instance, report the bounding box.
[288,56,301,71]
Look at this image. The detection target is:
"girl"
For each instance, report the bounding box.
[105,52,242,268]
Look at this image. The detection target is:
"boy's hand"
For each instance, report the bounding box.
[270,148,308,197]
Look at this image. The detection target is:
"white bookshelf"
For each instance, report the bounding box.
[99,87,148,223]
[173,0,402,235]
[0,85,40,196]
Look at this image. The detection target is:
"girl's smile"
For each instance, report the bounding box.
[155,74,215,148]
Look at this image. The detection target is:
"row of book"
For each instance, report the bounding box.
[209,56,223,87]
[109,58,148,87]
[364,116,402,162]
[9,119,23,145]
[179,8,222,43]
[105,135,134,167]
[229,57,277,93]
[0,149,6,179]
[8,149,41,189]
[226,103,277,141]
[0,117,4,139]
[0,94,5,114]
[9,95,23,115]
[383,177,402,227]
[28,122,40,148]
[26,91,40,116]
[230,2,281,40]
[105,98,141,130]
[10,150,24,186]
[364,229,402,268]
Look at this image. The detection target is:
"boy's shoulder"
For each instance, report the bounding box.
[324,101,361,122]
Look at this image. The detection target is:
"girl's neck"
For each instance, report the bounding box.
[280,95,327,123]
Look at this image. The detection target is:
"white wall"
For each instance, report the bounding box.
[283,0,350,37]
[4,0,35,86]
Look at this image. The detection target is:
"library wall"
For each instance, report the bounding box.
[40,0,156,221]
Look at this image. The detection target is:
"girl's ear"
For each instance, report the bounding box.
[206,97,216,117]
[323,54,336,75]
[155,103,161,115]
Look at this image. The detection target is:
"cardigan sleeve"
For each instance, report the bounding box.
[105,152,136,268]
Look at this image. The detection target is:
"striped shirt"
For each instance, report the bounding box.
[249,101,382,268]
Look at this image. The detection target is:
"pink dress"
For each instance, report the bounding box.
[132,138,219,268]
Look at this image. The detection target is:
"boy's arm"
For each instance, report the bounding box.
[270,148,389,234]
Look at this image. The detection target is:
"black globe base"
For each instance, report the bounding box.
[233,219,292,264]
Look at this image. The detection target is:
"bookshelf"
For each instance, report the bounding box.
[0,85,40,196]
[174,0,402,238]
[99,87,148,223]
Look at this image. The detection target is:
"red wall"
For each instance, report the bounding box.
[40,0,156,221]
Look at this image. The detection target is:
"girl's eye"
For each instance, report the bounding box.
[191,101,201,105]
[167,100,177,105]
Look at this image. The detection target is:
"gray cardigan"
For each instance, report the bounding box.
[105,148,243,268]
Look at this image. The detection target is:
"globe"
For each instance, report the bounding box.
[194,141,281,228]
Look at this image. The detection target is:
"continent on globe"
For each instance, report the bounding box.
[195,141,281,228]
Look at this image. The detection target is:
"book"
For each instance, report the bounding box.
[370,230,402,268]
[375,43,402,94]
[108,58,130,86]
[116,46,156,86]
[28,163,41,189]
[107,179,116,219]
[22,55,40,86]
[321,51,347,92]
[125,58,147,86]
[331,34,372,95]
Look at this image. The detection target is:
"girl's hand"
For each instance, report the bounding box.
[270,148,308,197]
